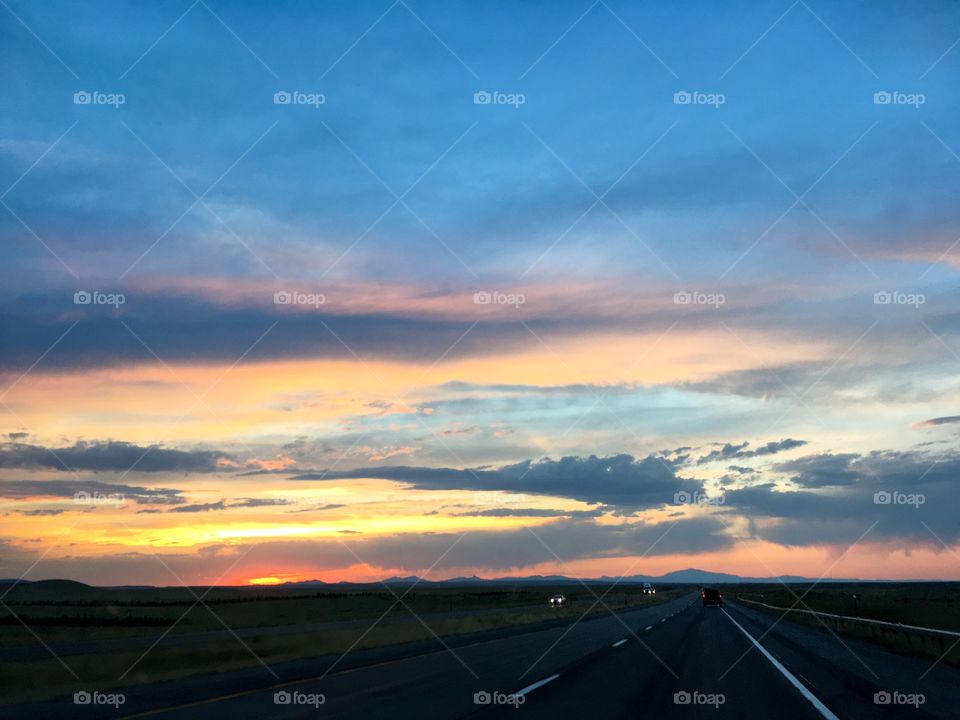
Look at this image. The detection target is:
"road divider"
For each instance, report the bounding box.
[737,596,960,638]
[737,596,960,657]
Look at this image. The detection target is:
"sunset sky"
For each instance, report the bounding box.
[2,0,960,586]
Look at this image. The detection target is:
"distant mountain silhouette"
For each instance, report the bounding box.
[1,568,897,590]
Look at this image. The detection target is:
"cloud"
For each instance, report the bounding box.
[295,453,702,508]
[454,507,605,518]
[0,441,231,473]
[165,497,293,512]
[915,415,960,427]
[773,453,861,487]
[0,479,184,505]
[230,497,291,508]
[725,449,960,546]
[168,501,227,513]
[0,290,638,372]
[286,503,346,513]
[696,439,807,465]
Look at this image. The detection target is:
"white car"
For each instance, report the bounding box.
[549,594,567,607]
[642,582,656,595]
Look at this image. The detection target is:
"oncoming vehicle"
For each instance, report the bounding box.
[642,582,656,595]
[701,587,723,607]
[549,594,567,607]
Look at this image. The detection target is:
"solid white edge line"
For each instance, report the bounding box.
[612,639,627,647]
[515,673,560,697]
[722,608,840,720]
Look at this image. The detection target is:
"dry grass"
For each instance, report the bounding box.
[1,583,680,704]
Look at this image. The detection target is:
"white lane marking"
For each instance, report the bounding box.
[612,639,627,647]
[659,618,666,622]
[644,625,653,631]
[516,673,560,697]
[722,609,839,720]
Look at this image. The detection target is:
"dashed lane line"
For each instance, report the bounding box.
[515,673,560,697]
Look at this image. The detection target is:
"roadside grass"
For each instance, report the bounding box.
[734,582,960,667]
[0,583,681,704]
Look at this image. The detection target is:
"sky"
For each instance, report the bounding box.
[1,0,959,586]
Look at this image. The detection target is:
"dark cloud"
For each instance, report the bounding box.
[773,453,862,487]
[230,497,291,508]
[454,507,605,518]
[165,497,294,512]
[168,501,227,513]
[0,441,231,473]
[285,503,347,514]
[295,453,701,508]
[0,294,646,372]
[0,479,184,505]
[696,439,807,465]
[725,450,960,546]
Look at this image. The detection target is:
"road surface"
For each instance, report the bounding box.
[7,592,958,718]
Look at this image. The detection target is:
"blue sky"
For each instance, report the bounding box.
[3,0,958,284]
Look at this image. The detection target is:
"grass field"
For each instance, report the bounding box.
[0,580,680,704]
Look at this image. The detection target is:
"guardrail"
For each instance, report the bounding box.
[736,596,960,655]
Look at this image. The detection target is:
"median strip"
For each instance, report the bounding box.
[722,609,839,720]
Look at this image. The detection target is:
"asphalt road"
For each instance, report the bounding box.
[8,592,960,719]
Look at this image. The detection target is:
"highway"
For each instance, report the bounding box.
[8,592,959,719]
